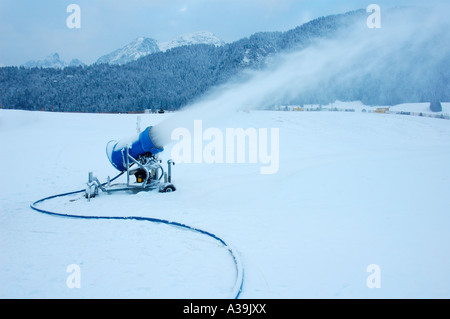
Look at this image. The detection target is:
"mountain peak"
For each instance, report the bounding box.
[96,37,160,65]
[96,31,226,65]
[158,31,225,52]
[23,53,84,69]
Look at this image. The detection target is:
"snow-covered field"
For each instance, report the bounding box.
[1,107,450,298]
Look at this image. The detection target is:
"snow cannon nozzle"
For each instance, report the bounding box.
[106,126,164,172]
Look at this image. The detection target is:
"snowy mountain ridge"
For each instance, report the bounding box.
[96,31,225,65]
[96,37,161,65]
[158,31,225,52]
[23,53,85,69]
[21,31,225,68]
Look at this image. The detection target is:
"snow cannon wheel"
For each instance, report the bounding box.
[160,184,176,193]
[85,190,95,199]
[85,183,98,199]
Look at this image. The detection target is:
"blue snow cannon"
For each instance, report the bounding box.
[85,125,175,199]
[106,126,163,172]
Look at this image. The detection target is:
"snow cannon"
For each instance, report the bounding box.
[85,126,176,199]
[106,126,163,172]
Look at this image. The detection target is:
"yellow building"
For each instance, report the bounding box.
[374,107,389,114]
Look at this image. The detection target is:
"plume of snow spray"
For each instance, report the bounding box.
[151,4,450,147]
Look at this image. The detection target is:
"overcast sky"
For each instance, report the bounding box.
[0,0,443,66]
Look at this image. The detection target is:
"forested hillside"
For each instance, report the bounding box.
[1,9,448,113]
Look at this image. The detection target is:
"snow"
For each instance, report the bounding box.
[1,107,450,298]
[158,31,225,52]
[388,103,450,115]
[282,101,450,115]
[96,32,226,65]
[96,38,161,65]
[22,53,86,69]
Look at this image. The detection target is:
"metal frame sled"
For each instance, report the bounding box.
[85,146,176,199]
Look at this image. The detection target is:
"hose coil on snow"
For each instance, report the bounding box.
[30,173,244,299]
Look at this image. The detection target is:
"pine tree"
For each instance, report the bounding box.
[430,101,442,112]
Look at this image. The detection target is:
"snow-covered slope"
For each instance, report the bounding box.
[158,31,225,52]
[1,108,450,298]
[23,53,85,69]
[96,37,161,65]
